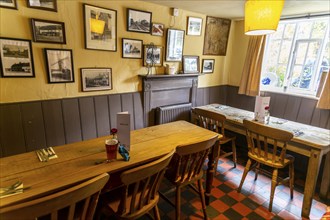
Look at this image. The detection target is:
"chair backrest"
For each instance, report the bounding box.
[192,108,227,135]
[166,136,218,184]
[0,173,109,220]
[243,119,294,166]
[116,150,175,218]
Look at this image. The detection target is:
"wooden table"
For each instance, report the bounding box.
[0,121,220,209]
[196,104,330,218]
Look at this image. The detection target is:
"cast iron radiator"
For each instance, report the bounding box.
[155,103,192,125]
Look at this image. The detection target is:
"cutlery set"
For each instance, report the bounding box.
[35,147,57,162]
[0,181,28,197]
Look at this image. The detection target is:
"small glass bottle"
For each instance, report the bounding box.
[111,128,118,140]
[264,106,270,124]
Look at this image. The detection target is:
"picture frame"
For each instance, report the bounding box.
[0,37,35,77]
[0,0,17,9]
[81,68,112,92]
[187,17,203,36]
[27,0,57,12]
[122,38,143,59]
[143,44,163,67]
[127,8,152,34]
[83,3,117,51]
[165,29,185,62]
[44,48,74,83]
[151,23,164,36]
[31,19,66,44]
[203,16,231,56]
[183,55,199,74]
[202,59,215,74]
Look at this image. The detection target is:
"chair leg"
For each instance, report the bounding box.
[232,140,237,168]
[289,163,294,200]
[269,168,278,212]
[176,186,181,220]
[153,205,161,220]
[197,179,208,220]
[254,162,260,181]
[238,159,252,193]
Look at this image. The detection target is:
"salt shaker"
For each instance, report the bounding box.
[264,106,270,124]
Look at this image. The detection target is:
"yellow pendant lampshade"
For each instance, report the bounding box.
[90,18,105,34]
[245,0,284,35]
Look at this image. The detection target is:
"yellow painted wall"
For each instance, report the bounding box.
[0,0,247,103]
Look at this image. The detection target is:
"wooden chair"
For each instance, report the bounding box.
[162,136,218,220]
[0,173,109,220]
[238,119,294,212]
[192,108,237,169]
[100,150,175,220]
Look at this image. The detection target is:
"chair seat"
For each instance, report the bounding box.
[219,135,236,145]
[101,188,159,219]
[248,150,294,168]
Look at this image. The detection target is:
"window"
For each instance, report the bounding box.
[260,16,329,97]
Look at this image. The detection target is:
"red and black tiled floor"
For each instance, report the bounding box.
[150,158,328,220]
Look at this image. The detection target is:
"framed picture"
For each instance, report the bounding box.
[31,19,66,44]
[27,0,57,12]
[143,45,163,67]
[152,23,164,36]
[202,59,215,74]
[81,68,112,92]
[122,38,142,59]
[127,8,152,33]
[203,16,231,56]
[165,29,185,62]
[0,37,35,77]
[44,48,74,83]
[183,55,199,74]
[83,4,117,51]
[187,17,203,36]
[0,0,17,9]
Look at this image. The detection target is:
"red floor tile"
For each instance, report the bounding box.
[211,187,226,199]
[278,209,300,220]
[210,199,230,213]
[232,202,253,216]
[254,206,276,219]
[228,190,246,202]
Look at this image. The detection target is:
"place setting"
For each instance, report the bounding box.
[0,181,30,198]
[35,147,58,162]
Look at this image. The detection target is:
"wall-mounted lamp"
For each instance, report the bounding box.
[245,0,284,35]
[90,17,105,34]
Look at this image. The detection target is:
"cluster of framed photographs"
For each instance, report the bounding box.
[0,2,223,93]
[182,56,215,74]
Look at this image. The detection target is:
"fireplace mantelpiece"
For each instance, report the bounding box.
[139,74,199,127]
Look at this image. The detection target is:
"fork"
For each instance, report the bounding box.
[0,181,22,192]
[37,150,48,162]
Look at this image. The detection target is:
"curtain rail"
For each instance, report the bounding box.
[281,13,330,21]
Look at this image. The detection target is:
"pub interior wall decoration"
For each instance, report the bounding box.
[0,37,35,77]
[127,8,152,34]
[81,68,112,92]
[31,18,66,44]
[122,38,143,59]
[0,0,17,9]
[203,16,231,56]
[27,0,57,12]
[44,48,74,83]
[83,3,117,51]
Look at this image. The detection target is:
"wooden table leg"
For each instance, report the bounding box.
[319,151,330,200]
[205,140,220,205]
[302,149,322,218]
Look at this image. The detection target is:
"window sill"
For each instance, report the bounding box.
[260,88,319,100]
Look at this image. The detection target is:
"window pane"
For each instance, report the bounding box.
[311,21,327,39]
[272,23,284,39]
[290,66,303,88]
[267,40,281,66]
[284,23,296,39]
[295,42,308,65]
[279,40,292,64]
[297,22,312,39]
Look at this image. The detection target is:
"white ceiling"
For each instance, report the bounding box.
[141,0,330,20]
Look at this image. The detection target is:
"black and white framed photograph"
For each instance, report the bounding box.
[183,55,199,74]
[27,0,57,12]
[0,0,17,9]
[83,3,117,51]
[122,38,142,59]
[31,19,66,44]
[143,44,162,66]
[202,59,215,73]
[152,23,164,36]
[0,37,35,77]
[44,48,74,83]
[127,8,152,33]
[81,68,112,92]
[187,17,203,36]
[165,29,185,62]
